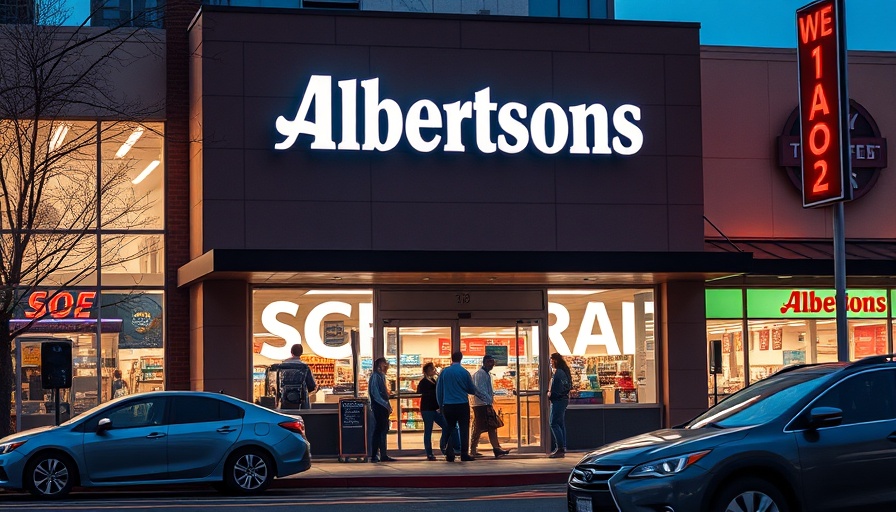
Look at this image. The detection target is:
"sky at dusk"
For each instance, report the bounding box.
[616,0,896,51]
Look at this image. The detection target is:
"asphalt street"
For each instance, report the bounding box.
[0,484,568,512]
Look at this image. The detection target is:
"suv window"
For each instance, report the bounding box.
[810,369,896,425]
[170,396,244,424]
[688,370,832,429]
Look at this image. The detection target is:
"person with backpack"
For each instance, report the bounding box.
[279,344,317,410]
[547,352,571,458]
[111,369,129,399]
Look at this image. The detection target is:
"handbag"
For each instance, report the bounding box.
[486,405,504,429]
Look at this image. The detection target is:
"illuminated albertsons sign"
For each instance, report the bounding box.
[274,76,644,156]
[796,0,852,208]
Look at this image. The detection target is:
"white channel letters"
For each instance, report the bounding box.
[275,75,644,156]
[259,299,653,361]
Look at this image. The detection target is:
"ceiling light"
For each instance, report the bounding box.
[132,160,160,185]
[548,289,606,295]
[304,289,372,295]
[116,127,145,158]
[49,124,69,152]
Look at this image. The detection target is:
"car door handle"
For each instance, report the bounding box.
[217,427,237,434]
[146,432,167,439]
[887,432,896,442]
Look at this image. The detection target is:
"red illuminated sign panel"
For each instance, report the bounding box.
[796,0,852,208]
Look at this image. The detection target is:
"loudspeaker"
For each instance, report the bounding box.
[41,341,73,389]
[709,339,723,375]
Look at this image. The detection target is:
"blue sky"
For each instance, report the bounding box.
[615,0,896,51]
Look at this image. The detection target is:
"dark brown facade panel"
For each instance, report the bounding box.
[663,54,703,106]
[459,19,590,52]
[554,155,669,205]
[198,10,338,45]
[245,200,373,250]
[665,105,703,157]
[552,52,667,106]
[198,41,244,98]
[588,24,700,55]
[556,204,673,251]
[203,148,247,201]
[243,44,371,99]
[371,202,557,251]
[244,149,373,202]
[336,15,462,48]
[665,156,704,206]
[667,204,706,252]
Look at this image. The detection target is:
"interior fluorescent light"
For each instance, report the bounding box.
[304,290,373,295]
[49,125,69,151]
[547,289,606,295]
[115,127,145,158]
[132,160,160,185]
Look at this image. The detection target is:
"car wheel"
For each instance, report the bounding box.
[25,452,76,498]
[224,448,274,495]
[712,477,790,512]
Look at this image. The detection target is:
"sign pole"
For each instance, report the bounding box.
[834,202,848,361]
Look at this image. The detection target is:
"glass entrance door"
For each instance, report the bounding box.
[460,320,542,452]
[381,322,452,453]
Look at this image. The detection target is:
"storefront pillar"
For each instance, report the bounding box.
[660,280,708,427]
[190,280,251,400]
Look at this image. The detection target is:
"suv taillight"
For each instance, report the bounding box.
[278,419,306,437]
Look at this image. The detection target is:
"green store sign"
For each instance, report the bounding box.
[706,289,889,319]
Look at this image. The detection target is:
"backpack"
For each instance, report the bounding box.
[554,370,570,399]
[112,380,128,398]
[280,365,308,408]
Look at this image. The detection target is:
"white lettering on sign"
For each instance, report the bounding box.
[275,76,644,157]
[259,299,653,360]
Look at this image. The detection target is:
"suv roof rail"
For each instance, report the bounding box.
[849,354,896,367]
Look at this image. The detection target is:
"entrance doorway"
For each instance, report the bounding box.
[380,319,543,454]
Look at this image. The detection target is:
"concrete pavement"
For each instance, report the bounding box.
[275,452,582,489]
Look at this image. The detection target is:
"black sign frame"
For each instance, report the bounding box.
[337,397,369,462]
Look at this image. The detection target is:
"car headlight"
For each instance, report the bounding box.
[0,441,26,455]
[628,450,710,478]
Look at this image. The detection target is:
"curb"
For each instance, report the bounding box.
[273,472,569,489]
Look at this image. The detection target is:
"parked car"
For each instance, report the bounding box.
[0,391,311,498]
[568,355,896,512]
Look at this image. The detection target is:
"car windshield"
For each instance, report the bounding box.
[687,369,833,429]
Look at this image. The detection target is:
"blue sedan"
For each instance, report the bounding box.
[0,391,311,498]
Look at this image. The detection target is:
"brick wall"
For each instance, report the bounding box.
[165,0,200,390]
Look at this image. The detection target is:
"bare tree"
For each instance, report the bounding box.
[0,0,165,437]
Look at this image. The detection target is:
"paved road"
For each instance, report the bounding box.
[0,485,568,512]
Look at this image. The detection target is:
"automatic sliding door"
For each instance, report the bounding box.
[381,323,452,453]
[459,320,543,452]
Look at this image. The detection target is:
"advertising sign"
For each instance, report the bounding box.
[796,0,851,207]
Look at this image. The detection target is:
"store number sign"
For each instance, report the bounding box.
[796,0,851,208]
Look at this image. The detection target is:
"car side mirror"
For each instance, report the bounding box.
[96,418,112,433]
[807,406,842,429]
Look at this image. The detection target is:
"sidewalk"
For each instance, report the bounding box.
[275,452,581,489]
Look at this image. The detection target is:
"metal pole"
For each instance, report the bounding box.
[834,202,849,362]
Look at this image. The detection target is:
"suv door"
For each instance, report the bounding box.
[796,368,896,511]
[167,395,245,479]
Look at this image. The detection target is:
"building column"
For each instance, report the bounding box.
[660,280,707,427]
[190,279,251,400]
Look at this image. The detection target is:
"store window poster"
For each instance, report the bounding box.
[759,329,770,350]
[722,333,731,354]
[772,328,783,350]
[734,332,743,352]
[324,321,345,347]
[102,293,163,349]
[854,325,887,357]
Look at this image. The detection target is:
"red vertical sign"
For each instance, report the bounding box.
[796,0,851,208]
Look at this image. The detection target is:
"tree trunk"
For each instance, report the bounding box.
[0,315,13,438]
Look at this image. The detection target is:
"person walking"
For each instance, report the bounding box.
[547,352,571,458]
[368,357,396,462]
[436,351,488,462]
[280,344,317,410]
[470,355,511,459]
[418,362,460,461]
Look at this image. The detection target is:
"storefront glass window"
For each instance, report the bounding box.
[708,289,892,402]
[100,234,164,287]
[100,122,165,230]
[706,320,745,405]
[547,289,656,405]
[251,289,374,405]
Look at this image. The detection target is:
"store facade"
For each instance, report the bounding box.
[701,46,896,402]
[181,8,747,455]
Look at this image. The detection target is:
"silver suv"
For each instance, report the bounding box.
[568,355,896,512]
